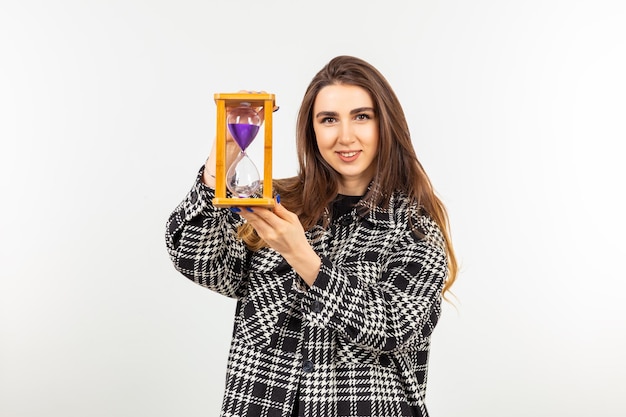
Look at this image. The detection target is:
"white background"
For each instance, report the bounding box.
[1,1,625,416]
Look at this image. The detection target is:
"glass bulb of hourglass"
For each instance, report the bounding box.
[226,104,262,197]
[227,152,261,197]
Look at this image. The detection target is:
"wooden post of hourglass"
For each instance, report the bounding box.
[212,92,276,208]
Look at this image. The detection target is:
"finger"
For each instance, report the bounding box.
[254,90,279,114]
[242,206,281,227]
[235,206,273,228]
[271,199,295,222]
[234,207,278,241]
[232,206,257,218]
[272,197,302,226]
[227,90,278,120]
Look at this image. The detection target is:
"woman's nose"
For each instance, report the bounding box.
[337,124,354,145]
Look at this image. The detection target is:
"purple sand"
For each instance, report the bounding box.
[228,123,259,150]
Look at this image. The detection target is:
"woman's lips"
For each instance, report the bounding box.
[336,150,361,162]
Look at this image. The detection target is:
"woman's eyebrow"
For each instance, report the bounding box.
[315,107,375,118]
[350,107,375,114]
[315,110,338,118]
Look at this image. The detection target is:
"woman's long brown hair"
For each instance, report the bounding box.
[238,55,457,295]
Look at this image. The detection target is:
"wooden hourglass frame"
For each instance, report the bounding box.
[212,92,276,208]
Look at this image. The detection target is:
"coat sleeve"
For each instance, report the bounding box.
[164,167,249,299]
[299,212,448,353]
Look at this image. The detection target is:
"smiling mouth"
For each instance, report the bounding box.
[338,151,359,157]
[337,151,361,161]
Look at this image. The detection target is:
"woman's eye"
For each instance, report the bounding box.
[355,113,371,121]
[321,117,336,124]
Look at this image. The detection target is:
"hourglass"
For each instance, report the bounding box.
[212,92,276,208]
[226,104,261,197]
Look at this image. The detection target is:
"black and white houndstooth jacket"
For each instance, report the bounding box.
[165,168,448,417]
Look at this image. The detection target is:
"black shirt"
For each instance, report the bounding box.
[331,194,363,221]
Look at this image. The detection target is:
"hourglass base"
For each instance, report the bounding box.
[212,197,276,208]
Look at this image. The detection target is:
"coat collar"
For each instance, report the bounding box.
[356,191,409,230]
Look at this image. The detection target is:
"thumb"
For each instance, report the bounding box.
[272,195,292,220]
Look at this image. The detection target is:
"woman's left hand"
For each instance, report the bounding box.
[235,200,321,286]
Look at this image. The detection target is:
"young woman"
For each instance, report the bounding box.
[165,55,457,417]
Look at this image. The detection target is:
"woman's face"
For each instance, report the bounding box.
[312,84,379,196]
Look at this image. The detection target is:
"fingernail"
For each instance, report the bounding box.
[246,207,254,212]
[276,194,281,204]
[273,106,280,112]
[230,207,241,213]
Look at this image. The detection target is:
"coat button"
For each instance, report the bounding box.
[379,354,391,367]
[302,360,314,373]
[312,301,323,313]
[275,259,291,274]
[190,191,198,203]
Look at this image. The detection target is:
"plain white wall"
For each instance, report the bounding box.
[1,0,625,416]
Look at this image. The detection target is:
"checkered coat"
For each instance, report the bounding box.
[165,169,448,417]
